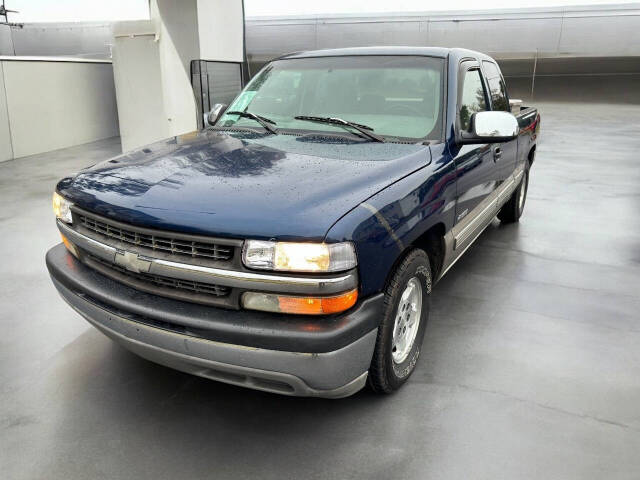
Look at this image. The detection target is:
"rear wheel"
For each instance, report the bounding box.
[498,164,529,224]
[368,249,431,394]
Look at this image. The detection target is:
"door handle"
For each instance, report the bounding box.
[493,147,502,161]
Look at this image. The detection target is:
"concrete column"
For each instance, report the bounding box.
[112,0,244,152]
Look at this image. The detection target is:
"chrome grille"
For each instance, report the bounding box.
[88,253,231,298]
[76,213,234,262]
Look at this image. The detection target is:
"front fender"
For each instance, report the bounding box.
[325,145,457,297]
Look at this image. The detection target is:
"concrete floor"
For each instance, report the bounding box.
[2,102,640,479]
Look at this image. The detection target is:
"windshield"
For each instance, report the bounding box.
[218,55,445,141]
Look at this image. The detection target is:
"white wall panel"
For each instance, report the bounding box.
[0,25,14,56]
[112,34,168,152]
[197,0,244,62]
[153,0,201,139]
[11,22,114,58]
[0,62,13,162]
[1,60,118,159]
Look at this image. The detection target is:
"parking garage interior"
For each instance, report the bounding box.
[1,2,639,479]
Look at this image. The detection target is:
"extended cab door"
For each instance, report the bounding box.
[481,60,518,182]
[452,60,497,230]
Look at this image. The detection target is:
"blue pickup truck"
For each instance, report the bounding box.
[47,47,539,398]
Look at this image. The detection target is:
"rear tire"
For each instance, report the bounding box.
[368,249,431,394]
[498,164,529,224]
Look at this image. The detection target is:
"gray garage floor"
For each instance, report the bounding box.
[1,101,640,479]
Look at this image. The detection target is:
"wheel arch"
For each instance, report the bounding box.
[412,222,446,281]
[382,222,446,292]
[528,145,536,166]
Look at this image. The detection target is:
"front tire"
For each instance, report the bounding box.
[368,249,432,394]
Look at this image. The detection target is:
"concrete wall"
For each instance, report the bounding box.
[507,74,640,104]
[9,22,114,59]
[197,0,244,62]
[0,58,119,161]
[153,0,201,140]
[498,56,640,104]
[112,1,202,153]
[0,24,14,56]
[111,32,168,152]
[0,61,13,161]
[112,0,245,152]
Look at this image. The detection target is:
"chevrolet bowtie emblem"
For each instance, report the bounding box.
[114,250,152,273]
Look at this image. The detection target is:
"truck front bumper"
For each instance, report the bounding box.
[46,244,382,398]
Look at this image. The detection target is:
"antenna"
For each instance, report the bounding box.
[1,0,23,28]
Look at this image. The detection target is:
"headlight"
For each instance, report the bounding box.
[242,240,357,272]
[52,192,73,224]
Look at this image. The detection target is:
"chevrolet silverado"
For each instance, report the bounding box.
[47,47,540,398]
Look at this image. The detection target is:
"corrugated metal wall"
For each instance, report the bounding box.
[245,4,640,64]
[243,5,640,103]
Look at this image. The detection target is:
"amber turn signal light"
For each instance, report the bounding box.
[60,233,79,258]
[242,289,358,315]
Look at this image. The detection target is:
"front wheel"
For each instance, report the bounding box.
[368,249,432,394]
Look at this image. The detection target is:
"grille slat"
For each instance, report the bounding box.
[77,213,234,262]
[88,253,230,298]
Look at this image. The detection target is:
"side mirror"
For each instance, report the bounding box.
[459,111,519,144]
[205,103,227,126]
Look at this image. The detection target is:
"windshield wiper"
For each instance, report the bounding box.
[294,116,385,143]
[226,111,278,134]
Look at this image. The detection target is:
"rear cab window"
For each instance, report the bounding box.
[482,61,510,112]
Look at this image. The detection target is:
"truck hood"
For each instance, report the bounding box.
[58,130,431,241]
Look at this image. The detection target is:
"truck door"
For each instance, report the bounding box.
[481,60,518,181]
[452,61,496,228]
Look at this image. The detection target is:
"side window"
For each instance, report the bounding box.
[482,61,509,112]
[459,68,487,131]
